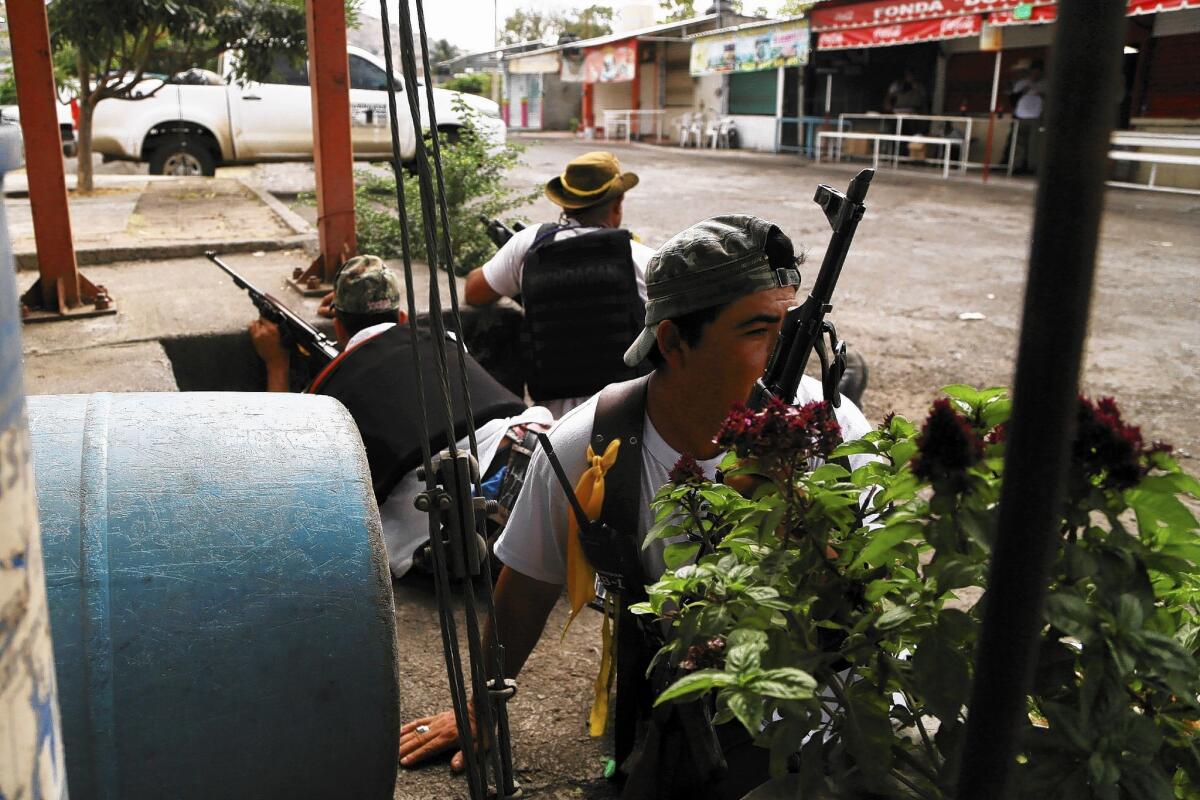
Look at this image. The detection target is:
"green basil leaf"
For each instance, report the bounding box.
[749,668,817,700]
[654,669,736,706]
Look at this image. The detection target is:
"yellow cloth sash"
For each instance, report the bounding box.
[563,438,620,736]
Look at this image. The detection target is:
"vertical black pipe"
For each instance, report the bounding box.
[955,2,1127,798]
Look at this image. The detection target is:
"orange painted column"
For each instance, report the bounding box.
[299,0,357,289]
[583,82,594,132]
[9,0,110,318]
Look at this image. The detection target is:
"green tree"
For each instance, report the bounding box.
[561,5,614,40]
[660,0,697,22]
[47,0,358,193]
[428,37,462,67]
[502,7,557,45]
[441,72,492,97]
[502,5,613,46]
[777,0,816,16]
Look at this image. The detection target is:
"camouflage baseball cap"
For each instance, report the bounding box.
[623,215,801,367]
[334,255,401,315]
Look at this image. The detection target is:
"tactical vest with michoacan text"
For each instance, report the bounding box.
[519,225,649,403]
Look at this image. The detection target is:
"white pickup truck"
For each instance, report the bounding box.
[90,46,505,176]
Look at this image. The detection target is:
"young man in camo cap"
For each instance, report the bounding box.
[401,215,873,798]
[249,255,540,578]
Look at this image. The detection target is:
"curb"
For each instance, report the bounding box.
[241,180,315,237]
[13,176,317,269]
[15,234,316,271]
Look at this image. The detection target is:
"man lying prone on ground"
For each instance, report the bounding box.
[249,255,550,576]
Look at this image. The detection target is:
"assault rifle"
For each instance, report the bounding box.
[479,215,526,249]
[206,250,341,369]
[749,168,874,410]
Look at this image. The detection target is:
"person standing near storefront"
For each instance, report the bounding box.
[884,67,929,155]
[884,66,929,116]
[1008,59,1048,175]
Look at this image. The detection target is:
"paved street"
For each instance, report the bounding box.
[504,134,1199,457]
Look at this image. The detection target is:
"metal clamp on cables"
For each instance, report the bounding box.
[417,451,490,581]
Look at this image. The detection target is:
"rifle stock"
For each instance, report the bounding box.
[749,168,874,409]
[206,251,341,367]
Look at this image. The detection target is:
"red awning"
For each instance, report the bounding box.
[816,14,981,49]
[990,0,1197,25]
[811,0,1050,32]
[1126,0,1199,14]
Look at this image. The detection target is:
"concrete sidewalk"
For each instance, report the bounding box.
[5,174,315,268]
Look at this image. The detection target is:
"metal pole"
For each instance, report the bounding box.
[0,126,68,800]
[8,0,113,321]
[956,2,1128,797]
[290,0,357,295]
[982,49,1002,183]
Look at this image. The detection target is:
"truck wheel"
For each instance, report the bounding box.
[435,126,463,145]
[149,136,216,177]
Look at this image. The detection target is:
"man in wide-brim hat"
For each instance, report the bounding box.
[465,151,656,418]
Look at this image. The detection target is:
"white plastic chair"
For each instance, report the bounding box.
[704,115,722,148]
[715,118,737,149]
[675,112,694,147]
[686,113,707,148]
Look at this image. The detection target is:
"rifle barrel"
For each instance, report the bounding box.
[205,250,253,292]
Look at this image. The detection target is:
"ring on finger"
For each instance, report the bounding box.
[416,724,430,735]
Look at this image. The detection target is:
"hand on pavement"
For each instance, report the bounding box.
[399,703,477,772]
[248,318,288,366]
[317,291,336,319]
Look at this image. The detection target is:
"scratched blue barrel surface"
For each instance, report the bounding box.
[26,392,399,800]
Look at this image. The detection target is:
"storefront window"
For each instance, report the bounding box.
[729,71,776,115]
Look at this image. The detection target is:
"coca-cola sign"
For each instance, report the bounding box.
[816,14,983,49]
[812,0,1047,31]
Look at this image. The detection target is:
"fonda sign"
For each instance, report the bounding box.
[816,14,982,49]
[811,0,1052,31]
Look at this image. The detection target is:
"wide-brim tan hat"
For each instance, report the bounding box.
[545,151,639,210]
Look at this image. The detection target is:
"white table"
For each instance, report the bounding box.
[816,131,959,179]
[1107,131,1200,195]
[602,109,665,143]
[839,113,974,174]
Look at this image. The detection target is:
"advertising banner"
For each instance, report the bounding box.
[817,14,981,49]
[582,40,636,83]
[690,22,810,76]
[509,53,561,75]
[812,0,1051,31]
[987,5,1058,24]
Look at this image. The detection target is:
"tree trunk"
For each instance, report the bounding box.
[75,52,94,195]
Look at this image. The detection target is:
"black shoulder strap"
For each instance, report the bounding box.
[529,222,567,253]
[591,374,653,771]
[592,375,650,542]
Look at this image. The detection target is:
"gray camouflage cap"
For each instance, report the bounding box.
[623,215,801,367]
[334,255,401,315]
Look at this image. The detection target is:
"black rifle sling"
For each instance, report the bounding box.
[590,375,652,768]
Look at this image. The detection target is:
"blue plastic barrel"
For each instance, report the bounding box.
[26,392,400,800]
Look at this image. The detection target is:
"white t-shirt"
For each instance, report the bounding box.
[493,375,874,586]
[381,406,554,578]
[1013,77,1047,120]
[480,220,654,304]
